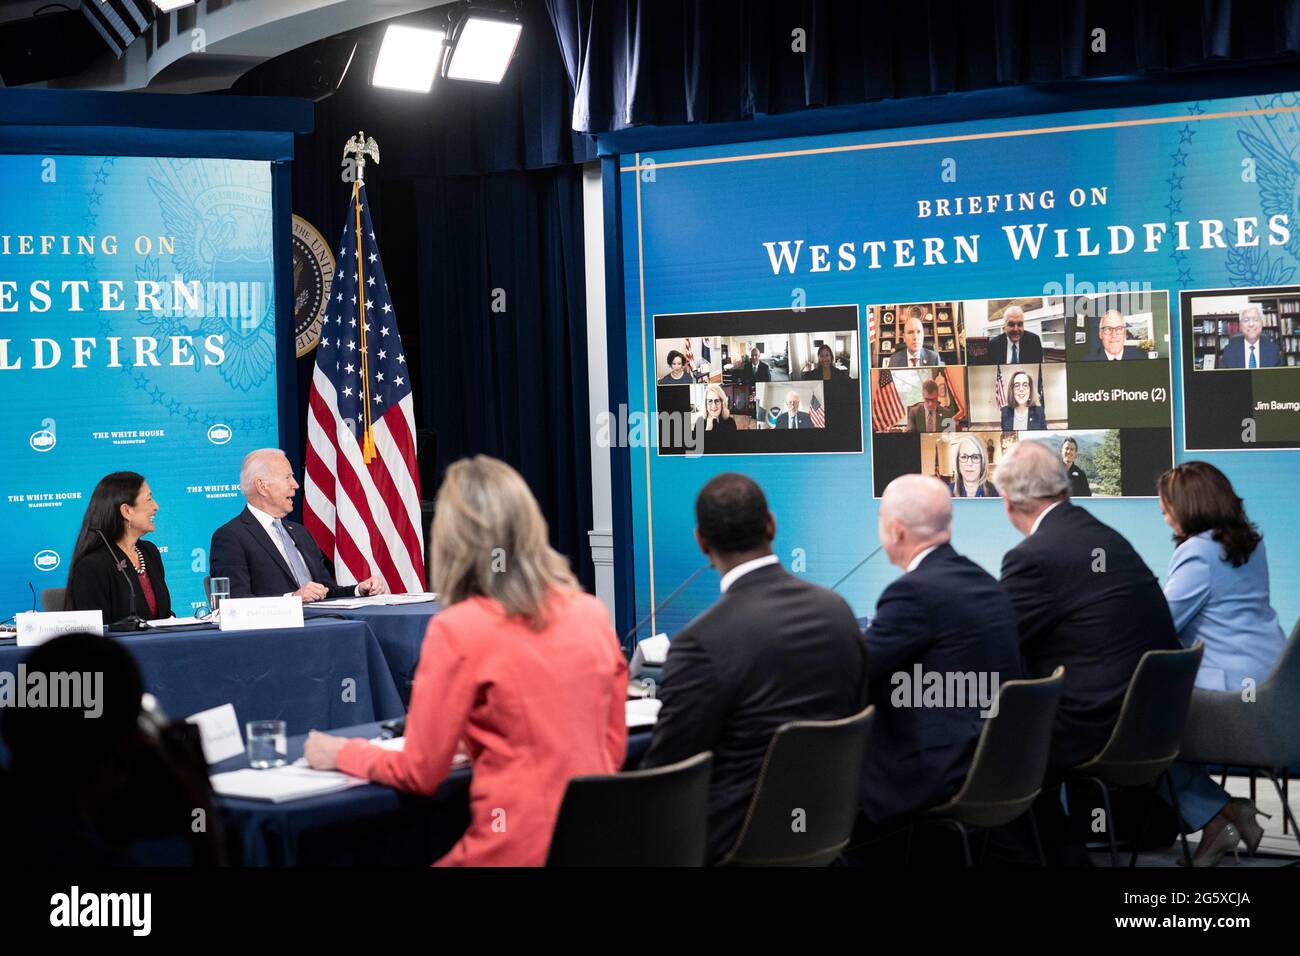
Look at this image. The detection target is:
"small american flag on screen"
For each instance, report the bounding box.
[809,393,825,428]
[872,369,906,431]
[994,364,1007,408]
[683,337,694,364]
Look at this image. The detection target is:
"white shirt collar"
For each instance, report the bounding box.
[1030,500,1065,536]
[906,545,940,573]
[720,554,780,593]
[246,503,281,531]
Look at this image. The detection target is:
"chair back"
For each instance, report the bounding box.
[1074,643,1204,786]
[936,668,1064,828]
[39,587,66,612]
[546,751,712,866]
[720,705,874,867]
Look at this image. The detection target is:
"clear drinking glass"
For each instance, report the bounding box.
[246,719,287,769]
[210,576,230,613]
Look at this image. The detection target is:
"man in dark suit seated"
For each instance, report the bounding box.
[886,316,941,367]
[1087,309,1145,361]
[992,441,1178,862]
[1218,304,1281,368]
[210,448,386,603]
[973,305,1043,365]
[640,473,868,863]
[733,347,772,386]
[858,475,1022,828]
[773,390,815,429]
[906,381,944,433]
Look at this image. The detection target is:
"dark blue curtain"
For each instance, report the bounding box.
[416,170,594,589]
[544,0,1300,134]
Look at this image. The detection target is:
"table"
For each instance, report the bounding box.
[213,722,654,866]
[0,619,406,741]
[304,602,440,705]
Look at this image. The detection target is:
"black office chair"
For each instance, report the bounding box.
[39,587,66,612]
[545,751,712,866]
[1065,642,1204,867]
[900,667,1065,867]
[718,705,874,867]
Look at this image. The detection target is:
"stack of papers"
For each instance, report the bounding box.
[626,698,663,728]
[313,592,438,609]
[210,765,369,803]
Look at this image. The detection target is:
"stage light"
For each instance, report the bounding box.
[152,0,197,12]
[371,24,445,93]
[444,14,522,84]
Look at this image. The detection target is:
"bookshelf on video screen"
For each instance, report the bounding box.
[1182,284,1300,451]
[869,291,1175,498]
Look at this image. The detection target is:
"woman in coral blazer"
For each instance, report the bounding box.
[305,456,627,866]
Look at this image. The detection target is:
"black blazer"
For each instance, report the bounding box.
[773,411,815,429]
[733,360,771,385]
[976,331,1043,365]
[860,544,1023,825]
[999,502,1179,769]
[65,538,171,622]
[210,507,353,600]
[640,562,868,863]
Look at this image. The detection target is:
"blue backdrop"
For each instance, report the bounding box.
[620,89,1300,637]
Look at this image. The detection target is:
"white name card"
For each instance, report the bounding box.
[629,632,670,677]
[218,596,304,632]
[186,702,244,764]
[15,610,104,647]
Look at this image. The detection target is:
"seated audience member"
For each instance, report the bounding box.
[858,476,1022,827]
[304,456,627,866]
[1061,438,1091,497]
[640,473,867,863]
[660,349,693,384]
[64,472,171,624]
[1156,462,1285,867]
[994,441,1178,862]
[948,435,999,498]
[1000,370,1045,431]
[907,381,944,433]
[0,633,145,864]
[1088,310,1144,361]
[1218,305,1280,369]
[802,344,849,381]
[210,448,385,602]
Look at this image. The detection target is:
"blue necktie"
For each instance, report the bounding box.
[1248,346,1257,369]
[273,519,312,588]
[1012,342,1019,364]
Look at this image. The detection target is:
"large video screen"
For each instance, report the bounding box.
[0,155,280,619]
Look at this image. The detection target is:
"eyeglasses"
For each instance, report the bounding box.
[1100,326,1126,335]
[958,454,981,464]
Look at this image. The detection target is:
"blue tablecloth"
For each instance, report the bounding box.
[304,602,439,705]
[213,722,655,866]
[0,619,406,740]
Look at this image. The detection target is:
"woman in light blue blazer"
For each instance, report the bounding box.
[1157,462,1286,866]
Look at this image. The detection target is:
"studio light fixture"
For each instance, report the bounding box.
[152,0,197,12]
[371,23,446,93]
[443,9,522,85]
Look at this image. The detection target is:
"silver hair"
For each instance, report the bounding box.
[1004,304,1025,319]
[1239,303,1264,324]
[992,440,1069,511]
[881,474,952,539]
[240,448,288,497]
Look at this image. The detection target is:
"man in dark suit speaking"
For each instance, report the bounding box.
[858,475,1022,828]
[993,440,1177,861]
[210,448,386,602]
[1087,309,1145,361]
[973,304,1042,365]
[641,473,867,863]
[773,390,815,429]
[1219,304,1281,368]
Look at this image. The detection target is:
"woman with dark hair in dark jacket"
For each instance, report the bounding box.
[65,472,171,624]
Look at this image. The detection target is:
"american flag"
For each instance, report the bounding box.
[302,182,426,594]
[809,392,825,427]
[1037,363,1046,417]
[871,369,906,431]
[683,337,695,364]
[994,364,1006,408]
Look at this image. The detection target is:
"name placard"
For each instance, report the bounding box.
[218,596,304,632]
[185,702,244,764]
[15,610,105,647]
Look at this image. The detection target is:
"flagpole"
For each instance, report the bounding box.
[344,130,381,464]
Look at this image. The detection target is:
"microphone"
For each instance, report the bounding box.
[621,562,711,657]
[829,544,885,592]
[95,529,150,632]
[28,581,37,611]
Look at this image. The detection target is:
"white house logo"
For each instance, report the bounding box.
[34,549,61,572]
[29,428,56,452]
[207,423,233,445]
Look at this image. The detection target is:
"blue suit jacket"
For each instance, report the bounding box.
[1000,404,1046,430]
[1164,532,1286,691]
[773,411,815,429]
[1219,336,1281,368]
[210,507,354,600]
[860,544,1023,825]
